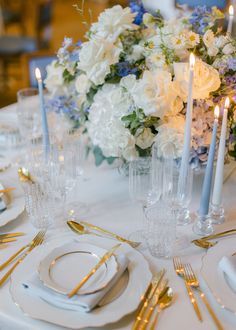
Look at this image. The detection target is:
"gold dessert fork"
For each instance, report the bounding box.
[0,231,45,271]
[173,256,202,322]
[0,231,46,286]
[183,263,223,330]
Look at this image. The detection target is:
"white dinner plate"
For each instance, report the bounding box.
[38,242,118,295]
[201,236,236,314]
[10,234,152,329]
[0,173,25,227]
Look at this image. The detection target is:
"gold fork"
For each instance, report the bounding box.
[0,231,46,286]
[183,263,224,330]
[173,257,202,322]
[0,231,46,271]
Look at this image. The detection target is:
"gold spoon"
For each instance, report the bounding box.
[192,229,236,249]
[67,220,140,248]
[67,220,103,238]
[18,167,35,184]
[150,287,174,330]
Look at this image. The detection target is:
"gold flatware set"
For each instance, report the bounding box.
[173,256,223,330]
[0,231,45,286]
[0,232,24,245]
[132,269,173,330]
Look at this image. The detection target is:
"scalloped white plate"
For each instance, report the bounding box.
[10,235,152,329]
[201,236,236,315]
[38,242,118,295]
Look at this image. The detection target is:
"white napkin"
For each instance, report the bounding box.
[22,254,128,312]
[219,255,236,290]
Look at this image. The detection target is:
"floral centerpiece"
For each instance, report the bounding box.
[45,2,236,166]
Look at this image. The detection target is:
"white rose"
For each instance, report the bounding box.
[222,43,234,55]
[90,5,138,42]
[207,46,219,56]
[135,128,155,149]
[203,30,215,48]
[155,115,185,158]
[78,38,121,85]
[44,61,65,96]
[75,74,91,94]
[131,70,175,118]
[174,59,221,100]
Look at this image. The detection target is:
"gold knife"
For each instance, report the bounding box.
[0,237,17,244]
[132,269,166,330]
[0,232,24,239]
[68,243,121,298]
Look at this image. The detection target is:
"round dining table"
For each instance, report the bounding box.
[0,101,236,330]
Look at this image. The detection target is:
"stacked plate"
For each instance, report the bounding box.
[10,235,152,329]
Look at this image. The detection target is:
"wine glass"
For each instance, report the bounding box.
[129,157,152,243]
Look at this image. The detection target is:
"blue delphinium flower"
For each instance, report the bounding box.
[189,6,211,34]
[116,61,138,77]
[129,1,146,25]
[46,95,80,121]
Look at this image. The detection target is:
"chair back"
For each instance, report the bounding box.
[22,51,56,88]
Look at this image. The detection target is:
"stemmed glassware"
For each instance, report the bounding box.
[129,157,152,243]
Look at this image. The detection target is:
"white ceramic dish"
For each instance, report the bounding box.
[0,174,25,227]
[38,242,118,295]
[201,236,236,314]
[10,235,152,329]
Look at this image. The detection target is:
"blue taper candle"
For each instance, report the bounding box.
[35,68,50,156]
[199,106,219,216]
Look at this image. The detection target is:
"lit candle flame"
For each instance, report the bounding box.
[229,5,234,16]
[214,105,220,119]
[224,97,230,109]
[189,53,195,70]
[35,67,42,81]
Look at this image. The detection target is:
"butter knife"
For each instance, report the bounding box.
[68,243,121,298]
[0,237,17,244]
[0,232,24,239]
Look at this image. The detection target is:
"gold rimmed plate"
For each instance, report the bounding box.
[38,242,118,295]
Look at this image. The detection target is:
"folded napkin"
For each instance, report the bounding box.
[22,254,128,312]
[219,255,236,291]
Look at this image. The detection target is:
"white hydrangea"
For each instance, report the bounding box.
[87,84,136,159]
[155,115,185,158]
[77,38,122,86]
[90,5,138,42]
[75,74,91,95]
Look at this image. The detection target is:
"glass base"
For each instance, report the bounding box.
[177,208,192,226]
[193,213,214,236]
[209,203,225,225]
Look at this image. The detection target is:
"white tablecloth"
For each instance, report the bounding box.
[0,103,236,330]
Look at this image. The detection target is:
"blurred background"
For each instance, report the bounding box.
[0,0,234,108]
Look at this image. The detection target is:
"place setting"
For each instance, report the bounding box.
[0,1,236,329]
